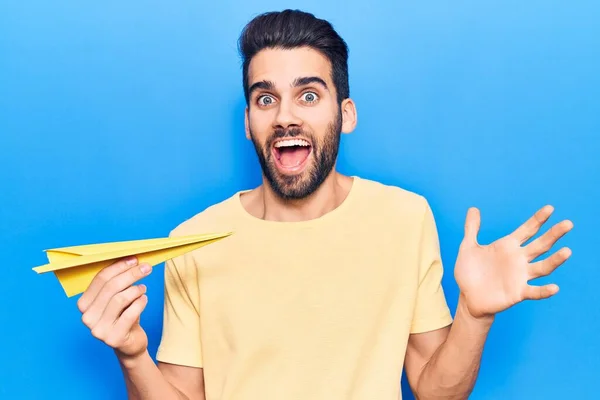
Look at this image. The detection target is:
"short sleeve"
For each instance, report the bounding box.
[410,200,453,334]
[155,249,203,368]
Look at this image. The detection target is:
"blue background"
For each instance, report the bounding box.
[1,1,598,399]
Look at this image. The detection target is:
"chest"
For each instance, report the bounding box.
[194,225,420,342]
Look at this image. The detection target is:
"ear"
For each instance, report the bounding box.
[245,106,251,140]
[340,98,357,134]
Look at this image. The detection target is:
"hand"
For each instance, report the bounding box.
[77,256,153,361]
[454,205,573,319]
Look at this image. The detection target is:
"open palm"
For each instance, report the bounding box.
[455,205,573,319]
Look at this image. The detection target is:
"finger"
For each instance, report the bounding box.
[112,294,149,337]
[529,247,572,279]
[78,256,138,313]
[81,263,152,329]
[94,284,147,333]
[511,205,554,245]
[523,283,559,300]
[464,207,481,245]
[525,220,573,261]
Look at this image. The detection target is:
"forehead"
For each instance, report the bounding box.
[247,47,333,88]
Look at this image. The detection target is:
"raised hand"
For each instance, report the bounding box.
[454,205,573,319]
[77,256,153,361]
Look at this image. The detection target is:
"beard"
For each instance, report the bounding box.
[249,110,343,201]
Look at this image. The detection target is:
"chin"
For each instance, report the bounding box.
[267,163,319,200]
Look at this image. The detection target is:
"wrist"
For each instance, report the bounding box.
[457,293,495,328]
[115,349,150,370]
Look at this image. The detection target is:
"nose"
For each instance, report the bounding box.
[273,98,302,130]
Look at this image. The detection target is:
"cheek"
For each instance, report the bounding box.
[248,110,273,137]
[298,107,336,135]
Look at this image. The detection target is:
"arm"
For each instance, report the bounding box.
[77,257,206,400]
[116,351,205,400]
[157,362,205,400]
[405,205,572,399]
[405,295,493,400]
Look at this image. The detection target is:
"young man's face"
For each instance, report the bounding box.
[245,46,356,200]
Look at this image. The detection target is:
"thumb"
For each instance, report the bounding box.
[464,207,481,245]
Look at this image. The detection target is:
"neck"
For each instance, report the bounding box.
[242,171,354,222]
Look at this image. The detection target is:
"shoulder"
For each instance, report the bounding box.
[168,191,242,238]
[354,176,431,220]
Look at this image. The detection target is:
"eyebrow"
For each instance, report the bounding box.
[292,76,329,91]
[247,76,329,98]
[248,80,275,98]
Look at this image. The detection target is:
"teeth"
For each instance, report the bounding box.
[274,139,310,148]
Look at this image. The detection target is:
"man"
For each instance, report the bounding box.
[76,9,573,400]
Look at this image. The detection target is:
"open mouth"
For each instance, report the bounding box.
[271,138,313,172]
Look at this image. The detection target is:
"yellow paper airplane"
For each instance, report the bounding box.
[33,232,233,297]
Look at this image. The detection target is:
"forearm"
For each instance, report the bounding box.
[117,350,190,400]
[415,294,493,400]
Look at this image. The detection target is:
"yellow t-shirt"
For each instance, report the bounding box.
[156,176,453,400]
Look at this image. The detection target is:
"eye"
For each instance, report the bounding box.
[300,91,319,104]
[257,95,276,106]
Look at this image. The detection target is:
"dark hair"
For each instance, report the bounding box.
[238,9,350,105]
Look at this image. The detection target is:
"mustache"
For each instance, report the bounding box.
[271,126,304,140]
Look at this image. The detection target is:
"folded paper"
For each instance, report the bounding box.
[33,232,233,297]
